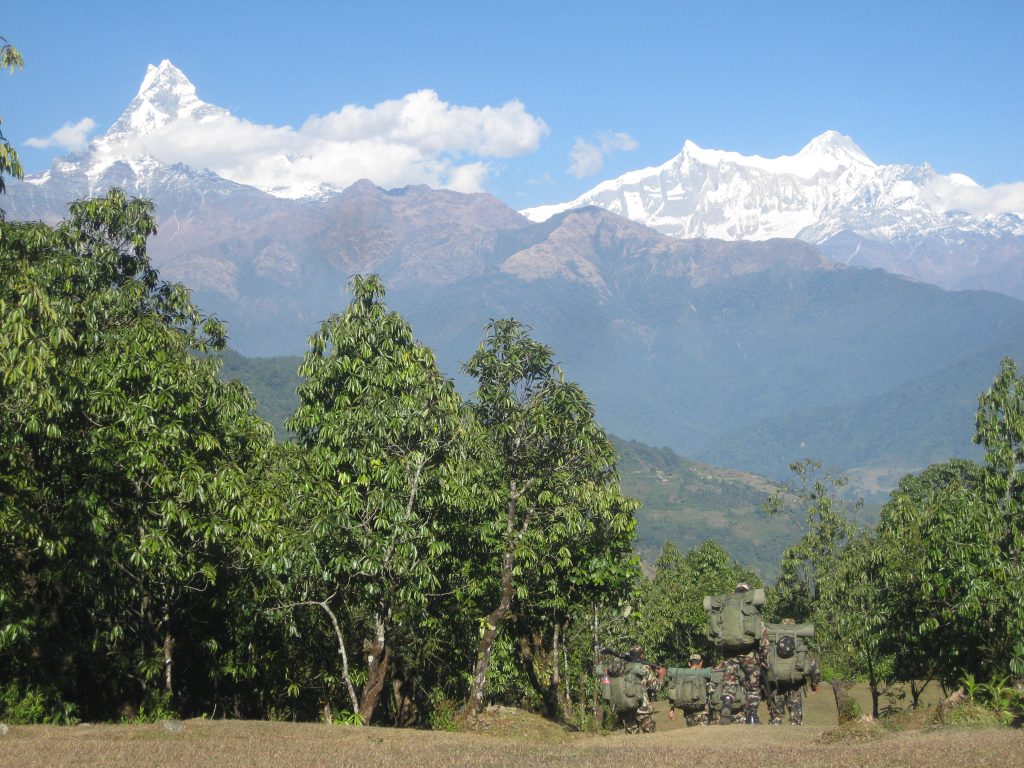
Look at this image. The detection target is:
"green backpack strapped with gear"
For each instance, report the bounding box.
[595,661,647,713]
[763,622,814,686]
[665,667,711,711]
[703,588,766,653]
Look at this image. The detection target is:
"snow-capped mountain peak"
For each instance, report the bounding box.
[105,59,228,140]
[797,130,874,168]
[521,130,1022,242]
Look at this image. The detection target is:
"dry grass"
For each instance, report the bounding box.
[1,688,1021,768]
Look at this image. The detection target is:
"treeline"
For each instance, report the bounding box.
[0,191,637,725]
[2,190,1022,728]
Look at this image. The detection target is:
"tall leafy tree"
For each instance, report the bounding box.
[765,460,859,622]
[280,275,471,723]
[874,459,984,705]
[461,319,637,718]
[0,190,274,718]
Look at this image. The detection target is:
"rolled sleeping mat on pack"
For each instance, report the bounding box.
[763,621,815,638]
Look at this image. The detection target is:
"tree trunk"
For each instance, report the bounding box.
[465,538,516,718]
[831,680,857,723]
[163,620,175,697]
[546,621,561,720]
[867,651,880,719]
[592,603,601,723]
[911,678,929,709]
[358,612,390,724]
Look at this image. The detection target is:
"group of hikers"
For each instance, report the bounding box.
[597,583,820,733]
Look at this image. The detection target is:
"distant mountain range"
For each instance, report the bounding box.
[7,60,1023,495]
[522,131,1024,300]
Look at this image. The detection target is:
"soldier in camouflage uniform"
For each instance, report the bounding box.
[767,619,820,725]
[624,645,664,734]
[719,583,769,725]
[668,653,711,726]
[684,653,711,726]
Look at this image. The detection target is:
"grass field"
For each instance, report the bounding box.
[2,686,1021,768]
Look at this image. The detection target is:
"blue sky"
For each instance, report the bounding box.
[4,1,1023,208]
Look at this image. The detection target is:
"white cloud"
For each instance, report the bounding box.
[923,175,1024,217]
[25,117,96,152]
[90,89,548,198]
[568,131,638,179]
[600,131,638,153]
[569,139,604,179]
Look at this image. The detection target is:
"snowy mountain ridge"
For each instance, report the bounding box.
[521,130,1023,244]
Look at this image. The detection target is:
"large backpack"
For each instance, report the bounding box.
[704,588,766,653]
[763,622,814,687]
[595,661,647,713]
[707,669,746,714]
[665,668,710,711]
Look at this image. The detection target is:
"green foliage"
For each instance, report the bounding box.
[461,318,639,717]
[268,274,476,723]
[427,690,460,732]
[766,460,860,621]
[119,691,176,724]
[630,539,759,665]
[839,697,863,723]
[0,683,78,725]
[0,190,274,720]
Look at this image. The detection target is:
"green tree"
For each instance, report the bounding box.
[279,275,472,723]
[0,190,274,719]
[461,319,637,718]
[634,539,759,665]
[875,459,984,705]
[765,460,860,622]
[815,531,892,718]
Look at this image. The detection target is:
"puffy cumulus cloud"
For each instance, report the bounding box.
[91,90,547,198]
[923,174,1024,217]
[302,90,548,158]
[568,131,638,179]
[26,117,96,152]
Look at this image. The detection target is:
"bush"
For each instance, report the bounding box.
[0,683,78,725]
[118,691,177,724]
[427,691,459,732]
[929,701,1003,729]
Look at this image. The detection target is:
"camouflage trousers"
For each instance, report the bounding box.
[768,687,803,725]
[684,707,710,726]
[624,706,655,733]
[624,692,656,734]
[740,657,763,720]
